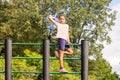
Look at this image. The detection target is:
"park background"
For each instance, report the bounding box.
[0,0,120,80]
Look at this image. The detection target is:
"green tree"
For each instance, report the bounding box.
[0,0,48,42]
[89,57,118,80]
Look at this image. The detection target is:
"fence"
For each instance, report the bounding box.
[0,39,88,80]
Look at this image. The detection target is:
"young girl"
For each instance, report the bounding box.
[48,14,73,72]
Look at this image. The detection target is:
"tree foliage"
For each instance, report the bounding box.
[0,0,48,42]
[89,58,118,80]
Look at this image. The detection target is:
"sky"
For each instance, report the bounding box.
[102,0,120,75]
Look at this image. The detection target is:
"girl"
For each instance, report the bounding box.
[48,14,73,72]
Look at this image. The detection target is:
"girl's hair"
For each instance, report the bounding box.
[58,14,66,19]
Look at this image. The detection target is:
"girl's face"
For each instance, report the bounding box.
[59,16,66,24]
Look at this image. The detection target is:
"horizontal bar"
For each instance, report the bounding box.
[13,57,41,59]
[0,71,81,74]
[0,71,42,74]
[0,43,42,46]
[50,72,81,74]
[0,71,4,73]
[0,43,81,46]
[0,57,81,60]
[12,71,42,74]
[50,58,81,60]
[12,43,42,46]
[0,43,4,45]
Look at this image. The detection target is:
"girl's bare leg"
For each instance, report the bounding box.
[64,48,73,55]
[59,50,64,69]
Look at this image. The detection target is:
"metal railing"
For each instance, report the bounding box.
[0,39,88,80]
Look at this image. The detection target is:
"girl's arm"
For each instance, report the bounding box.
[48,15,59,27]
[67,26,71,44]
[67,33,70,44]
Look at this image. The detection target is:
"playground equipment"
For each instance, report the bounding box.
[0,39,88,80]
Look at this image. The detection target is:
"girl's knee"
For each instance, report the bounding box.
[67,48,73,54]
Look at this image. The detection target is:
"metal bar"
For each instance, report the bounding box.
[5,39,12,80]
[81,40,88,80]
[0,71,81,74]
[50,72,81,74]
[12,57,41,59]
[43,40,50,80]
[0,71,4,73]
[0,43,81,46]
[18,72,81,74]
[0,43,4,45]
[50,58,81,60]
[12,71,42,74]
[0,57,81,60]
[12,43,42,46]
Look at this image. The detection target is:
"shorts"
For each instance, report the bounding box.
[57,38,70,50]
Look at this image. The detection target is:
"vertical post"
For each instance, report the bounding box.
[43,40,50,80]
[5,39,12,80]
[81,40,88,80]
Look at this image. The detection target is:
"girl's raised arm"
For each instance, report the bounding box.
[48,15,59,27]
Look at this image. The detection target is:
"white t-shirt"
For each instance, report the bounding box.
[55,23,69,41]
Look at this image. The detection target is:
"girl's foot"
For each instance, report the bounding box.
[60,68,68,72]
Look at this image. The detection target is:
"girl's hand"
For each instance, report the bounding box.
[48,15,53,20]
[48,15,59,27]
[67,41,71,44]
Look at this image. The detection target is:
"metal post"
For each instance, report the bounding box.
[43,40,50,80]
[81,40,88,80]
[5,39,12,80]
